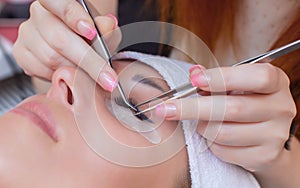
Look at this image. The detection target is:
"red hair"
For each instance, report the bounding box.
[157,0,300,138]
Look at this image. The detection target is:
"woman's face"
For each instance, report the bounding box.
[0,60,188,188]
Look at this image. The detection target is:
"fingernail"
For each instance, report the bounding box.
[106,13,118,29]
[191,71,209,87]
[77,21,97,40]
[155,104,177,118]
[98,72,118,92]
[189,65,206,75]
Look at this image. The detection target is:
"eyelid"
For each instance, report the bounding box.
[114,97,127,108]
[113,97,153,123]
[132,74,165,92]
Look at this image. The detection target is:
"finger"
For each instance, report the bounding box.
[19,20,74,71]
[37,0,97,40]
[94,15,122,52]
[156,95,279,121]
[33,3,118,92]
[94,15,116,35]
[197,121,268,146]
[190,63,289,94]
[209,142,284,171]
[13,43,53,80]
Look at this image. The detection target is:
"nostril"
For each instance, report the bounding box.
[67,86,74,105]
[58,80,74,106]
[48,67,77,108]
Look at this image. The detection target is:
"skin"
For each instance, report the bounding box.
[12,0,300,187]
[13,0,120,92]
[164,0,300,187]
[0,60,188,187]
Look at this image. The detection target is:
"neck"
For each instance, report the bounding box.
[214,0,300,66]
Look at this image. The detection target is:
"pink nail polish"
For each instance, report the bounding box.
[155,104,177,118]
[107,13,118,29]
[77,21,97,40]
[155,105,164,117]
[189,65,206,74]
[191,72,209,87]
[98,72,118,92]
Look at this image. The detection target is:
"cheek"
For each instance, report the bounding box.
[88,147,189,188]
[94,91,181,149]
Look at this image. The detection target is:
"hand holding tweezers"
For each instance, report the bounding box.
[135,39,300,116]
[77,0,138,112]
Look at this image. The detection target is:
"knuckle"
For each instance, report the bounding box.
[63,2,77,23]
[225,98,242,119]
[48,28,68,54]
[17,22,28,37]
[274,67,290,92]
[46,52,61,69]
[24,70,34,77]
[277,97,297,120]
[17,22,26,33]
[16,21,34,44]
[290,105,297,118]
[283,105,297,120]
[12,45,21,64]
[12,44,27,69]
[256,64,277,90]
[260,148,281,167]
[29,1,41,17]
[270,125,290,145]
[278,130,290,144]
[12,43,21,60]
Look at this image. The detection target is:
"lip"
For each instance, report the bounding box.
[11,101,58,141]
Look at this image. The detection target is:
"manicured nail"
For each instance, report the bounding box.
[98,72,118,92]
[155,104,177,118]
[77,21,97,40]
[191,71,209,87]
[107,13,118,29]
[189,65,205,74]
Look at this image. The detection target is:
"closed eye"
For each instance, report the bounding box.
[114,97,153,123]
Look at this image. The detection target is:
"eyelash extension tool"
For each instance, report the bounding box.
[77,0,138,112]
[134,39,300,116]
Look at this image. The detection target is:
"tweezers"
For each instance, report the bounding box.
[134,39,300,116]
[77,0,138,112]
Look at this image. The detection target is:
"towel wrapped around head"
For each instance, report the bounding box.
[113,51,260,188]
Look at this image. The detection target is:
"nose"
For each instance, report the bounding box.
[47,67,76,109]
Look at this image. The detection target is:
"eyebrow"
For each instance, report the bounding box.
[132,74,165,92]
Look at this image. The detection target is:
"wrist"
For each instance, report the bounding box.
[253,138,300,188]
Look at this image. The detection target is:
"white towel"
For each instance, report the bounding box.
[113,51,260,188]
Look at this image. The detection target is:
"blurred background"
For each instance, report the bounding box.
[0,0,35,115]
[0,0,31,43]
[0,0,161,51]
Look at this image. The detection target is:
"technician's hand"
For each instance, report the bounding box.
[13,0,120,92]
[155,63,296,172]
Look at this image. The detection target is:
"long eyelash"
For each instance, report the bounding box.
[114,97,153,123]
